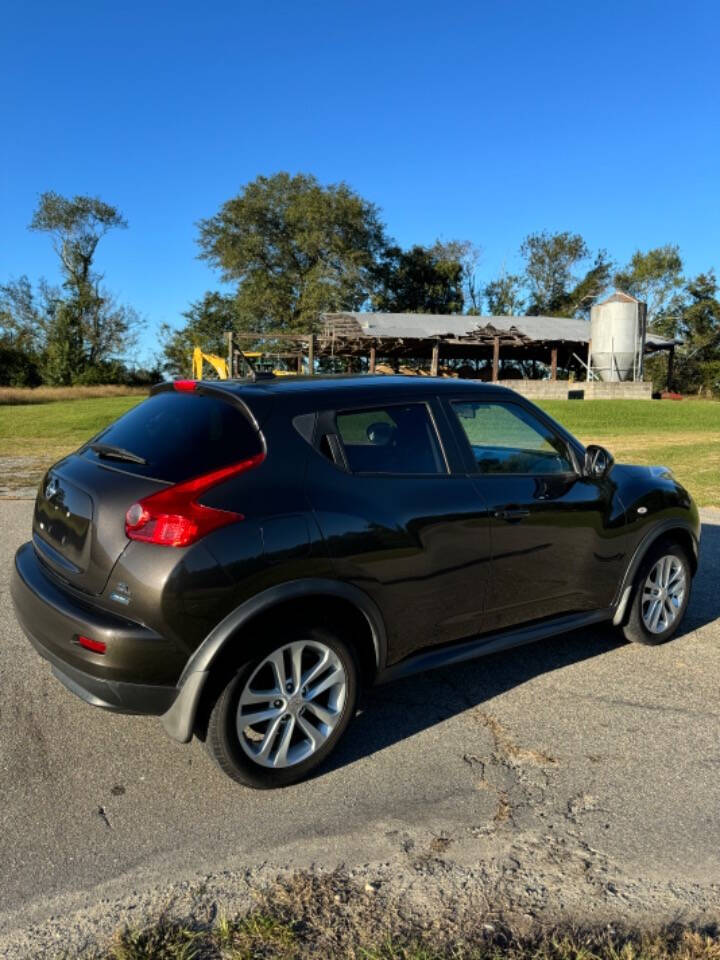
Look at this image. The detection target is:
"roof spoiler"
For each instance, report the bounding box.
[150,380,264,432]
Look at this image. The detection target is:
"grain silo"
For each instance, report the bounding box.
[590,291,647,382]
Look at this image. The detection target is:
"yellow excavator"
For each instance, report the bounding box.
[192,348,229,380]
[191,346,296,379]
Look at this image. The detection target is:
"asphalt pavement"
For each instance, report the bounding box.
[2,500,720,943]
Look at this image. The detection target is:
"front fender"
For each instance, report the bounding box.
[611,516,700,626]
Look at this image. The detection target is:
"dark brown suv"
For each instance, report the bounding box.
[12,375,699,787]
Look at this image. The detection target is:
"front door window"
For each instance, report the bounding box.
[451,401,574,475]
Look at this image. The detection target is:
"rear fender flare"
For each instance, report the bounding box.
[162,579,387,743]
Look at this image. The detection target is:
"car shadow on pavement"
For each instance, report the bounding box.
[325,520,720,776]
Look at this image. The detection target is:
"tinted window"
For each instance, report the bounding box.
[451,401,574,475]
[86,392,263,482]
[336,404,445,475]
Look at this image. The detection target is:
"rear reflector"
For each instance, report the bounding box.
[173,379,197,392]
[75,635,107,654]
[125,452,265,547]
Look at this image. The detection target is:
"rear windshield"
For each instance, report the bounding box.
[85,392,263,483]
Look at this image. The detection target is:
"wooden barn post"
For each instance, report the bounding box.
[431,341,439,377]
[492,336,500,382]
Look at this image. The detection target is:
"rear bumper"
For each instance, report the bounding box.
[11,541,177,716]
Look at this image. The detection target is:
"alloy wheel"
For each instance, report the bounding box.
[641,554,687,634]
[236,640,347,769]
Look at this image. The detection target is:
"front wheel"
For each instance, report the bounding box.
[205,627,358,788]
[621,542,692,646]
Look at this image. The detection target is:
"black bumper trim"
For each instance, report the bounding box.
[50,661,176,714]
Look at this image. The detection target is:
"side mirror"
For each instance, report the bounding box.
[584,444,614,479]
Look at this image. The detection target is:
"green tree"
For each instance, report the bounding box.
[42,299,86,385]
[161,292,240,377]
[673,271,720,394]
[197,173,388,332]
[29,192,139,381]
[614,245,684,332]
[521,231,611,317]
[430,240,482,313]
[484,273,525,315]
[0,275,44,354]
[372,243,464,313]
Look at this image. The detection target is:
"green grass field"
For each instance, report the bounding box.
[538,399,720,507]
[0,396,142,459]
[0,395,718,505]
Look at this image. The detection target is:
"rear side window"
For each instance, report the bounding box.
[336,404,445,475]
[87,392,263,482]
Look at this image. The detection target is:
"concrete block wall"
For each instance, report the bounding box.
[498,380,653,400]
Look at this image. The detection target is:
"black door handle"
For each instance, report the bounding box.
[494,508,530,522]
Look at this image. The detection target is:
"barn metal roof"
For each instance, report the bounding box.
[323,312,591,343]
[320,311,677,349]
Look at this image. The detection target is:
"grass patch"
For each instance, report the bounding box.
[54,873,720,960]
[537,400,720,507]
[0,385,149,406]
[538,398,720,438]
[0,396,142,456]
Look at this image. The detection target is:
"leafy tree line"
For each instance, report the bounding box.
[3,177,719,394]
[166,172,720,394]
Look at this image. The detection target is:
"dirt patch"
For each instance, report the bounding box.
[0,457,47,498]
[14,868,720,960]
[475,711,558,767]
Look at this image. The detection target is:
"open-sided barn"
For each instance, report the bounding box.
[318,311,675,382]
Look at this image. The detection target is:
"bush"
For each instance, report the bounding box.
[0,345,42,386]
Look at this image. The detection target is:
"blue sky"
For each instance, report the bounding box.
[2,0,719,363]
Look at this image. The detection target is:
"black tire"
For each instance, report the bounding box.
[621,540,692,646]
[205,626,358,788]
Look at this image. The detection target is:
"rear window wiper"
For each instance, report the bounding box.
[90,443,148,465]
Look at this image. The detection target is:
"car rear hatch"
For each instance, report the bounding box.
[32,385,265,595]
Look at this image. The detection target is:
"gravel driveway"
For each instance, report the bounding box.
[1,500,719,955]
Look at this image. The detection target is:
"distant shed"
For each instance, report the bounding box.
[318,311,675,381]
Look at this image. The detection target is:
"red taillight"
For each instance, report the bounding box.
[76,635,107,654]
[173,380,197,392]
[125,452,265,547]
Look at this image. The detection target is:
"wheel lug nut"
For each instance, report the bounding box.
[286,682,293,692]
[273,699,282,708]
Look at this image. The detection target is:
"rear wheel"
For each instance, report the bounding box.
[205,627,358,788]
[621,542,691,645]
